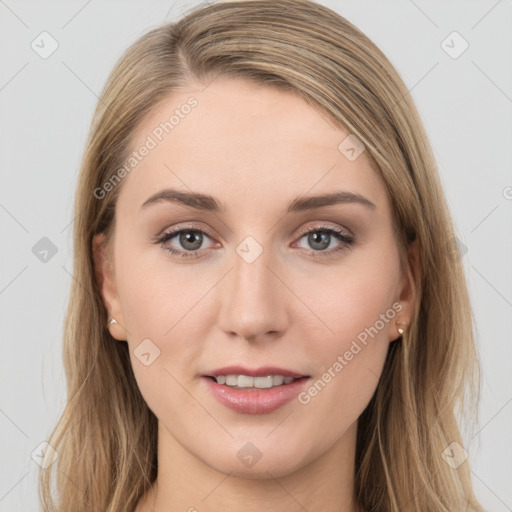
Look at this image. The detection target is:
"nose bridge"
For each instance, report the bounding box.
[217,235,288,341]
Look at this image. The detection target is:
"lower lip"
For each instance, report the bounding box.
[203,377,310,414]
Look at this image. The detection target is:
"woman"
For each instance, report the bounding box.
[39,1,484,511]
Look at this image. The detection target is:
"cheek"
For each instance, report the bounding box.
[296,246,400,348]
[115,241,205,340]
[292,248,400,426]
[115,253,205,420]
[114,243,215,402]
[294,294,393,442]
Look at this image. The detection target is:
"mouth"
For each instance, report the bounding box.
[202,366,311,414]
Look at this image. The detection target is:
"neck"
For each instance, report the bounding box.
[137,421,361,512]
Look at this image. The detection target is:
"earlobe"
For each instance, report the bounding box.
[92,233,127,341]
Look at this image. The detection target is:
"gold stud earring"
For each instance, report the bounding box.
[396,321,407,336]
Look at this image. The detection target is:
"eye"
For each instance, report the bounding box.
[155,226,216,258]
[293,225,354,258]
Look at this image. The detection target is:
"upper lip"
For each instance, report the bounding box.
[205,366,307,378]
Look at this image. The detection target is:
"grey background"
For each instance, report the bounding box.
[1,1,511,510]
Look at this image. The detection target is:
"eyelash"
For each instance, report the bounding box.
[154,224,354,260]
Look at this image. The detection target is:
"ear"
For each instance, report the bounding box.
[92,233,127,341]
[391,238,419,341]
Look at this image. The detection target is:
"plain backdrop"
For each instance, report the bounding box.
[1,1,511,511]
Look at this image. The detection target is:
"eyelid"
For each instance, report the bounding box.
[154,222,215,240]
[294,222,353,239]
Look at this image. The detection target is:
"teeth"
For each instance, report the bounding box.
[254,376,274,388]
[238,375,254,388]
[226,375,238,386]
[273,375,284,386]
[213,374,299,389]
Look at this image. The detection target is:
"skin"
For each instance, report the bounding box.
[94,77,417,512]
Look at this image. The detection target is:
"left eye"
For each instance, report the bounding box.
[295,228,351,252]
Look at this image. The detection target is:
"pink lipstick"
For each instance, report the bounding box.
[202,366,310,414]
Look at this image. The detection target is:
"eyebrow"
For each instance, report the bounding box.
[140,188,376,214]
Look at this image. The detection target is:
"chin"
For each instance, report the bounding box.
[197,435,314,479]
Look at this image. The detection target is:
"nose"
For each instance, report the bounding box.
[216,241,289,344]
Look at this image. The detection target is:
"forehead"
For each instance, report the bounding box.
[117,77,387,214]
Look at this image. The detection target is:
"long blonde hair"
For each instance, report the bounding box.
[40,1,483,511]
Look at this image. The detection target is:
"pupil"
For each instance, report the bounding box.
[181,231,202,250]
[309,232,329,250]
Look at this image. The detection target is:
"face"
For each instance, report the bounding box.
[95,77,415,479]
